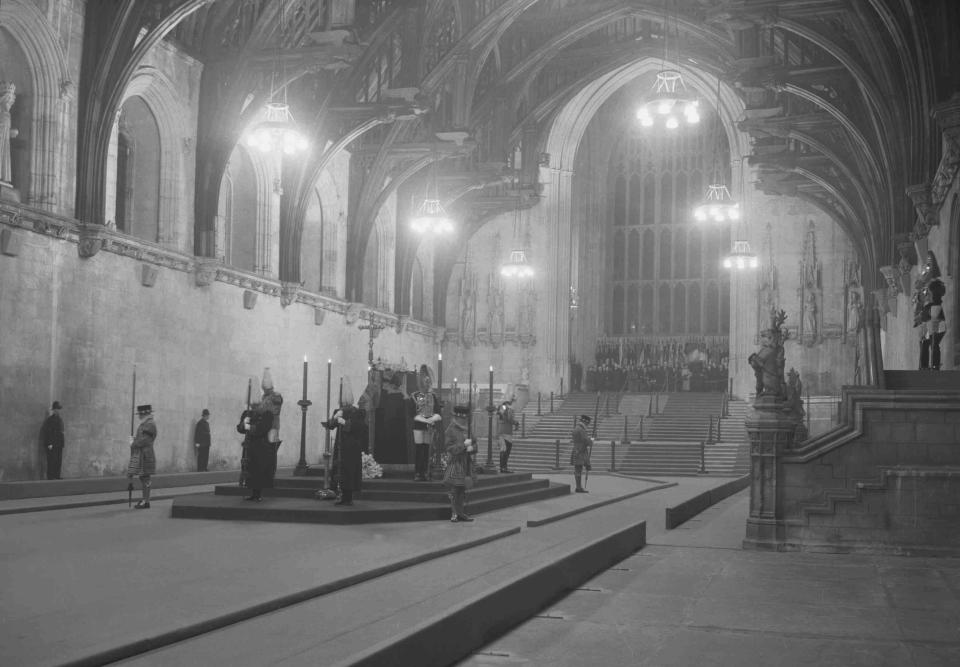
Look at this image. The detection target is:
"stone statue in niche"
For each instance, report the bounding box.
[784,368,808,443]
[846,289,863,335]
[798,223,822,345]
[459,273,476,346]
[0,82,19,186]
[487,276,505,344]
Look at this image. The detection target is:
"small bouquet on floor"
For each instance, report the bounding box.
[361,452,383,479]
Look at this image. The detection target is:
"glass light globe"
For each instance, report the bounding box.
[666,116,679,129]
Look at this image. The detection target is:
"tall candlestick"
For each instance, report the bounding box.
[322,359,332,487]
[487,365,495,470]
[302,355,308,400]
[295,355,312,475]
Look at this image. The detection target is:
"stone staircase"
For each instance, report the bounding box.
[704,398,750,476]
[637,392,723,442]
[507,392,621,471]
[503,391,752,477]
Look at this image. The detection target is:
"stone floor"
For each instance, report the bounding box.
[457,490,960,667]
[2,473,958,666]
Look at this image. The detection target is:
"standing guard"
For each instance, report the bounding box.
[410,364,441,481]
[570,414,593,493]
[497,397,519,473]
[260,368,283,475]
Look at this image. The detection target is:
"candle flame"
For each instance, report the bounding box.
[304,355,308,362]
[490,365,494,372]
[328,359,332,364]
[438,352,442,360]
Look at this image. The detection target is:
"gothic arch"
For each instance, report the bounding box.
[120,67,192,250]
[218,142,275,275]
[0,0,70,211]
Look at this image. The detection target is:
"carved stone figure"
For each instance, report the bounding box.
[803,291,818,342]
[846,289,863,335]
[460,276,476,345]
[0,82,18,184]
[748,309,788,400]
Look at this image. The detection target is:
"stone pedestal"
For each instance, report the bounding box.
[743,397,803,550]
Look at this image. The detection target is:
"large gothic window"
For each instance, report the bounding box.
[603,93,731,344]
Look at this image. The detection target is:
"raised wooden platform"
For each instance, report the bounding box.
[172,472,570,524]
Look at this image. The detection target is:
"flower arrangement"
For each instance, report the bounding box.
[361,452,383,479]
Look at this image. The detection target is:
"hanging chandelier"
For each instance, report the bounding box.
[636,70,700,130]
[500,178,534,279]
[410,198,454,234]
[411,148,455,235]
[242,0,309,156]
[245,102,309,155]
[723,239,758,270]
[693,79,737,223]
[637,2,699,131]
[693,184,740,223]
[500,249,534,278]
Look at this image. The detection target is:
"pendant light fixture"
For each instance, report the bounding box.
[500,182,534,278]
[723,159,757,270]
[637,0,700,131]
[411,147,454,235]
[694,77,739,224]
[244,0,309,155]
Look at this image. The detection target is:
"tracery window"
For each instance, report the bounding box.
[604,101,731,337]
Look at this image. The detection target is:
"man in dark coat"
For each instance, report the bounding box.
[40,401,65,479]
[334,405,367,506]
[194,408,211,472]
[236,403,273,501]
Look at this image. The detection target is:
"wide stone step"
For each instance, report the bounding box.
[172,481,570,524]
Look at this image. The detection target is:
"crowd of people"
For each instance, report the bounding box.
[584,338,730,393]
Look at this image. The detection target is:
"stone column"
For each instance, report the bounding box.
[742,398,802,550]
[536,166,574,385]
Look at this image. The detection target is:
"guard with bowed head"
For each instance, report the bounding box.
[409,364,441,481]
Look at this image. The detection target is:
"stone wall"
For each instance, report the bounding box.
[0,209,438,481]
[766,382,960,555]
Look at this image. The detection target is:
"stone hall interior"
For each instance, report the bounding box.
[2,1,960,666]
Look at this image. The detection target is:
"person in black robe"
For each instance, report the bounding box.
[40,401,65,479]
[236,403,273,501]
[332,405,367,506]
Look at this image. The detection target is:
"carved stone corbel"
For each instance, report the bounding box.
[878,266,901,296]
[77,225,104,258]
[0,227,24,256]
[344,302,362,325]
[194,258,219,287]
[280,281,300,308]
[905,183,937,238]
[140,264,158,287]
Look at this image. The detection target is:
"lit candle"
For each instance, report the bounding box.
[302,355,308,400]
[326,359,332,412]
[489,365,494,406]
[437,352,443,397]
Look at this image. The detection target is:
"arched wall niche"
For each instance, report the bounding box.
[0,0,71,213]
[217,144,273,275]
[117,58,198,252]
[111,95,161,243]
